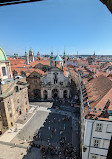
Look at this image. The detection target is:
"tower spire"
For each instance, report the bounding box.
[25,50,29,65]
[50,51,53,67]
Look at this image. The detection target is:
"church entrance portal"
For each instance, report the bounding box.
[52,89,59,100]
[43,90,48,100]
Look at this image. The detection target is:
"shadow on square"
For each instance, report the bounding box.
[22,102,80,159]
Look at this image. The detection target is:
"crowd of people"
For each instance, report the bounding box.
[29,112,80,159]
[30,142,79,159]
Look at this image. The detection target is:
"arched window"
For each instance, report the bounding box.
[43,90,48,99]
[63,90,68,99]
[52,89,58,100]
[2,67,6,76]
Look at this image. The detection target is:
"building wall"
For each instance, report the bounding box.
[69,69,80,91]
[0,79,29,129]
[0,62,12,81]
[29,55,34,63]
[82,119,112,159]
[41,67,70,100]
[53,61,63,67]
[41,87,70,100]
[79,73,112,159]
[26,71,41,99]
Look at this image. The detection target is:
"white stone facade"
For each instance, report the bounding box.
[82,119,112,159]
[0,62,12,81]
[79,74,112,159]
[41,67,71,100]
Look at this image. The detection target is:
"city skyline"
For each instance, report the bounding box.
[0,0,112,55]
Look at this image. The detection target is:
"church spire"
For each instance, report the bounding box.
[93,51,96,57]
[63,48,66,66]
[25,50,29,65]
[50,51,54,67]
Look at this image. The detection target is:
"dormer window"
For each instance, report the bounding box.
[2,67,6,76]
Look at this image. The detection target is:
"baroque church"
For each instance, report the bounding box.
[41,53,71,100]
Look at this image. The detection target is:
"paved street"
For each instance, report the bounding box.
[0,102,80,159]
[17,110,50,141]
[0,143,27,159]
[22,102,80,159]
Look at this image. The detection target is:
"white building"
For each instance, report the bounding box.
[81,118,112,159]
[41,66,71,100]
[41,55,71,100]
[79,73,112,159]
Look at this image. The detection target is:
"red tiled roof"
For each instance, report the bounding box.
[94,88,112,111]
[30,60,50,67]
[56,64,68,76]
[11,67,45,75]
[8,58,25,65]
[83,75,112,120]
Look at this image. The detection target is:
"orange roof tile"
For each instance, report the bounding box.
[11,67,45,76]
[30,60,50,67]
[83,75,112,120]
[8,58,25,65]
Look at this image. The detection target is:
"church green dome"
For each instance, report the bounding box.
[53,55,63,62]
[0,48,8,62]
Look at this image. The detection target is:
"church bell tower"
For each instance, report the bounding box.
[25,51,29,65]
[50,52,54,67]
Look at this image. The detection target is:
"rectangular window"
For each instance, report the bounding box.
[95,123,103,132]
[15,86,19,92]
[91,155,97,159]
[10,113,12,118]
[2,67,6,76]
[93,139,100,148]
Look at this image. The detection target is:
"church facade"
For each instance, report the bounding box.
[41,54,71,100]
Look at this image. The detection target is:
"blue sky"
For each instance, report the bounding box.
[0,0,112,56]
